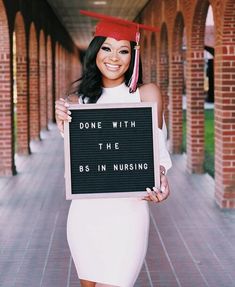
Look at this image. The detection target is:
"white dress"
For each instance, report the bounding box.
[67,83,172,287]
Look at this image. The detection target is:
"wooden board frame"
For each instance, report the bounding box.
[64,102,160,199]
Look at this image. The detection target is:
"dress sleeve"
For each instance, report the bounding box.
[158,116,172,172]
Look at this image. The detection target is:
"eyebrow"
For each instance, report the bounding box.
[102,43,130,49]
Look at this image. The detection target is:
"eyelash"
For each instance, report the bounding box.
[101,46,111,52]
[101,46,130,54]
[120,50,129,54]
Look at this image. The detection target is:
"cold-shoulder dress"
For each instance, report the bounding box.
[67,83,172,287]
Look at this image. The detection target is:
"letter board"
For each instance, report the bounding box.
[64,102,160,199]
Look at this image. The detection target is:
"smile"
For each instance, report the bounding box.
[105,63,120,71]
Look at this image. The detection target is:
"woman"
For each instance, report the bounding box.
[55,10,172,287]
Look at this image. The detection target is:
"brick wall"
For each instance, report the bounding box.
[0,0,81,175]
[140,0,235,208]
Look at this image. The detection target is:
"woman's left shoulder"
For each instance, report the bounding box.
[139,83,161,102]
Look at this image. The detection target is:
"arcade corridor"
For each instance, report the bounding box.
[0,0,235,286]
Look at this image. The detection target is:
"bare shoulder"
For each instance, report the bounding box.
[139,83,161,103]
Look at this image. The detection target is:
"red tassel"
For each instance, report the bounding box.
[129,31,140,93]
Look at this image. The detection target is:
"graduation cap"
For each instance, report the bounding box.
[80,10,159,92]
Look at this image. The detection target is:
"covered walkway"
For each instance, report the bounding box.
[1,0,235,208]
[0,125,234,287]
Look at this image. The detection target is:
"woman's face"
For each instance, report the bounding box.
[96,37,131,87]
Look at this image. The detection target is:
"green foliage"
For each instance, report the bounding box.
[182,109,214,177]
[204,110,214,176]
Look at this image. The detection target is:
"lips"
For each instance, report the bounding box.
[105,63,120,71]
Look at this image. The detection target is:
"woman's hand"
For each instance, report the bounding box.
[143,167,170,203]
[55,98,71,134]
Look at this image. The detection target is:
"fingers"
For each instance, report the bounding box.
[55,98,71,122]
[143,175,170,203]
[55,98,72,133]
[142,188,167,203]
[145,187,163,203]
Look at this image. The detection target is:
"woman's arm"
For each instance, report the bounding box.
[139,83,171,170]
[139,83,171,203]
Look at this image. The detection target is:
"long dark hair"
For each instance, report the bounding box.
[70,36,143,103]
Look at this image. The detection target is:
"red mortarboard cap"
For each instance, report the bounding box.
[80,10,159,92]
[80,10,159,42]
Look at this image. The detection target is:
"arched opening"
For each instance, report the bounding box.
[182,26,187,154]
[204,5,215,177]
[159,23,169,127]
[186,0,210,173]
[13,32,17,152]
[169,12,185,153]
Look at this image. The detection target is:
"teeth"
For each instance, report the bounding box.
[105,63,119,69]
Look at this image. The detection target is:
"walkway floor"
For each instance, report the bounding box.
[0,124,235,287]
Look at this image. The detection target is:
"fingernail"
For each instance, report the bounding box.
[67,110,71,115]
[68,116,72,122]
[65,103,70,107]
[146,188,151,194]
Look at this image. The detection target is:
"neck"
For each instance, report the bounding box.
[102,77,125,88]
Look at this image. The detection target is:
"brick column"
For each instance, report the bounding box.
[65,50,71,93]
[15,12,30,155]
[71,50,81,83]
[214,0,235,208]
[39,30,47,130]
[169,12,184,153]
[55,42,60,100]
[150,33,157,83]
[0,0,15,175]
[186,50,205,173]
[47,36,53,122]
[60,47,66,97]
[142,36,151,84]
[29,23,40,140]
[169,52,184,153]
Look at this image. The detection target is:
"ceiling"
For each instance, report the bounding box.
[47,0,149,50]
